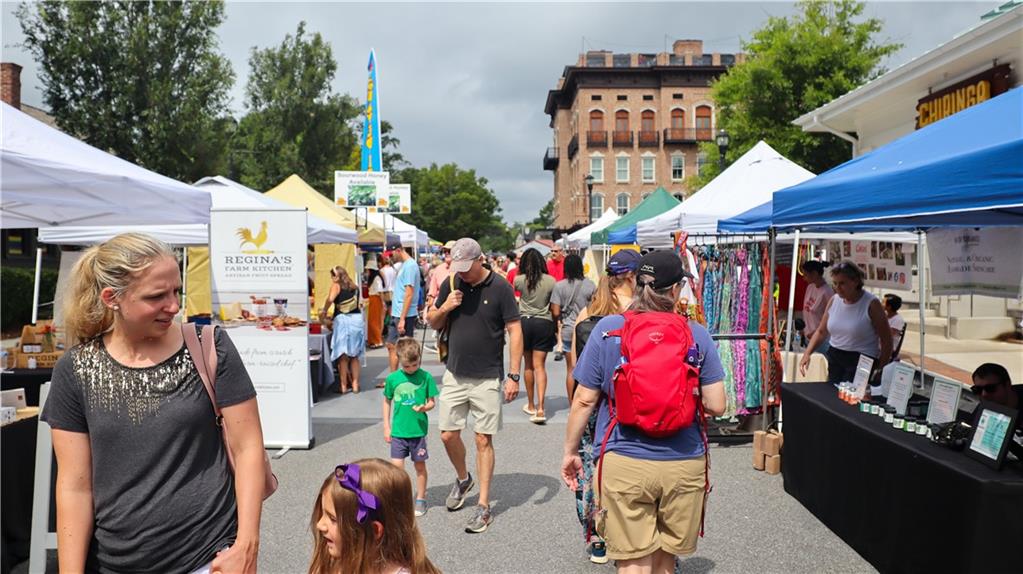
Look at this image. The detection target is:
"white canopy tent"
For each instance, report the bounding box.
[367,212,428,249]
[562,208,619,249]
[0,102,211,228]
[636,141,815,247]
[37,176,358,246]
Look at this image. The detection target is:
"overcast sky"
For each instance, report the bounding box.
[2,1,1001,223]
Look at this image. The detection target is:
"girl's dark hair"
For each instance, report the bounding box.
[519,248,548,292]
[883,293,903,312]
[801,260,832,275]
[629,283,677,313]
[563,254,584,281]
[365,267,381,286]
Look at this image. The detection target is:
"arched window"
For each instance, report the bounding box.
[589,110,604,131]
[641,110,655,132]
[671,108,685,129]
[616,193,630,215]
[590,193,605,222]
[615,110,629,132]
[695,105,712,139]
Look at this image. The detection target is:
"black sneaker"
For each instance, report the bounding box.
[553,351,564,361]
[445,473,475,511]
[464,504,492,533]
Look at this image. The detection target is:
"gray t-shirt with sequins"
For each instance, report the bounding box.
[42,326,256,573]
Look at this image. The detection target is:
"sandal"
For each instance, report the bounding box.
[522,405,536,416]
[530,412,547,424]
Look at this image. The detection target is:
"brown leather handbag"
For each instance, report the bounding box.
[437,274,456,363]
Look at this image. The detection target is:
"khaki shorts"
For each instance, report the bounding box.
[597,451,707,560]
[437,371,503,435]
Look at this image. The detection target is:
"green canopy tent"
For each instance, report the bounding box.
[590,187,681,245]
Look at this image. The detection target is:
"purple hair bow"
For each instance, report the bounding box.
[334,464,380,524]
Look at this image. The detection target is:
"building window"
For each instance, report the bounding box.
[641,156,655,182]
[642,94,653,101]
[590,156,604,183]
[673,93,684,100]
[589,110,604,131]
[616,156,629,182]
[616,94,627,101]
[616,193,630,215]
[697,152,709,175]
[671,108,685,129]
[591,94,602,101]
[615,110,629,132]
[613,54,630,67]
[586,54,606,67]
[590,193,604,221]
[695,105,712,139]
[671,154,685,181]
[641,110,655,132]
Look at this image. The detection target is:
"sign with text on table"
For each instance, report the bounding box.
[334,170,390,210]
[823,239,914,290]
[209,209,312,449]
[927,228,1023,298]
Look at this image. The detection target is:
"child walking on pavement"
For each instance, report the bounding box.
[382,337,439,517]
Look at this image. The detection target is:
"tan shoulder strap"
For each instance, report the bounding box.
[182,323,221,417]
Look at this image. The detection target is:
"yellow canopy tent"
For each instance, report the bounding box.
[264,174,388,245]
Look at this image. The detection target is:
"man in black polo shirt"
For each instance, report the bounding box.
[428,237,523,534]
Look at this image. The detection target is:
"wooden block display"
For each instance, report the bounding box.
[753,450,766,470]
[765,454,782,475]
[764,433,783,456]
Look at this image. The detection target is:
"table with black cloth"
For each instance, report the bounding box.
[1,368,53,406]
[781,383,1022,574]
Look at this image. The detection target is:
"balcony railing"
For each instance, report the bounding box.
[586,130,608,147]
[638,130,660,147]
[663,128,714,144]
[612,130,634,147]
[567,134,579,159]
[543,147,559,171]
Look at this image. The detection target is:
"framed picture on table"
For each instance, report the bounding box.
[965,401,1018,470]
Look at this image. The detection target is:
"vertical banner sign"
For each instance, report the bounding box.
[376,183,412,214]
[210,209,312,448]
[824,239,914,290]
[361,49,382,172]
[334,170,390,209]
[927,228,1023,298]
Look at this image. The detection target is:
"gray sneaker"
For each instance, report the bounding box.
[445,473,475,511]
[464,504,492,533]
[414,499,427,517]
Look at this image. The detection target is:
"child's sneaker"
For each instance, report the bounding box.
[589,537,608,564]
[414,499,427,517]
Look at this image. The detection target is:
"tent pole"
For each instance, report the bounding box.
[783,230,800,368]
[181,248,189,318]
[917,230,926,388]
[766,228,777,431]
[31,247,43,324]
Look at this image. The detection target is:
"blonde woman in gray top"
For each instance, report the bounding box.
[513,248,557,424]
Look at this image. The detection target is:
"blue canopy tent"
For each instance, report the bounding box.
[772,87,1023,232]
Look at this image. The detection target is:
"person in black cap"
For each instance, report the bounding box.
[562,250,726,571]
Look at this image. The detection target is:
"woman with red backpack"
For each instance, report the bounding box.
[561,250,726,573]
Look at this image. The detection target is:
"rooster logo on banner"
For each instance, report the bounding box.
[236,221,270,254]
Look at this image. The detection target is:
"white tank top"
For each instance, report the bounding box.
[826,291,880,357]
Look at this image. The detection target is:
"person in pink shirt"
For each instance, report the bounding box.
[427,242,455,306]
[801,260,835,353]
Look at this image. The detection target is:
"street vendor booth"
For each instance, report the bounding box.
[591,187,679,246]
[562,208,619,250]
[772,87,1023,574]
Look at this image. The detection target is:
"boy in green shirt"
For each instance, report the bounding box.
[383,337,439,517]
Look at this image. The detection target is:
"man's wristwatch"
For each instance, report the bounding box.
[507,373,520,383]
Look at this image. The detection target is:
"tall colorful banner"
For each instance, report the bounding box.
[209,209,312,449]
[361,50,382,172]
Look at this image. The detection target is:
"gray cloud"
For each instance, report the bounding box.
[2,1,1000,224]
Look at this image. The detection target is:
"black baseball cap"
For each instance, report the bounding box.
[636,250,693,289]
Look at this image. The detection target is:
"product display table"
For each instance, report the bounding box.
[1,369,53,406]
[781,383,1022,574]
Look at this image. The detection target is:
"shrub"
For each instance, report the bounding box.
[2,266,59,332]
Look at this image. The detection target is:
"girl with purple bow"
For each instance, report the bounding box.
[309,459,440,574]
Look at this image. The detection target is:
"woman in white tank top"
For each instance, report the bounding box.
[799,261,893,384]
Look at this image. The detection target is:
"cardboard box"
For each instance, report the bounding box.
[764,433,783,456]
[13,349,63,369]
[765,454,782,475]
[753,430,767,454]
[753,450,766,470]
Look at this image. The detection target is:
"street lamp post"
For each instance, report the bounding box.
[716,128,731,173]
[584,174,595,224]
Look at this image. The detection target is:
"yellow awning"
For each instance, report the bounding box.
[264,174,388,245]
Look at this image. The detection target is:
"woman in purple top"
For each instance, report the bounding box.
[561,250,726,573]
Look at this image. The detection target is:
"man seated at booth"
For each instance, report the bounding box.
[971,363,1023,458]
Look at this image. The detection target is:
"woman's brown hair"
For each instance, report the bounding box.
[331,266,356,291]
[308,459,440,574]
[587,272,635,316]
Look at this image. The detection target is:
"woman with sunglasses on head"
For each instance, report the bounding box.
[310,459,440,574]
[799,260,893,384]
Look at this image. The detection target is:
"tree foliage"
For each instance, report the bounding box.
[692,0,901,188]
[396,164,504,245]
[232,21,359,193]
[17,0,235,182]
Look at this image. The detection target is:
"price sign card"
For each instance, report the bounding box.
[851,355,874,398]
[927,377,963,425]
[886,363,916,415]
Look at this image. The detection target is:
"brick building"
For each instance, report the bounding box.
[543,40,742,231]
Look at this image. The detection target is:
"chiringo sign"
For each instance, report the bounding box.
[916,64,1011,129]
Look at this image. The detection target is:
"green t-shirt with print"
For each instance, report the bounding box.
[383,368,439,438]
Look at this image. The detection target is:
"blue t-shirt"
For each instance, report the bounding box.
[573,314,725,461]
[391,260,421,318]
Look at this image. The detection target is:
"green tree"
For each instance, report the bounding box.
[690,0,901,189]
[397,163,504,244]
[233,21,359,193]
[527,199,555,232]
[17,1,235,182]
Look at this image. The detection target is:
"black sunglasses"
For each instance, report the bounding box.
[971,382,1004,395]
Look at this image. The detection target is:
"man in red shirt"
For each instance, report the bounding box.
[546,245,565,281]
